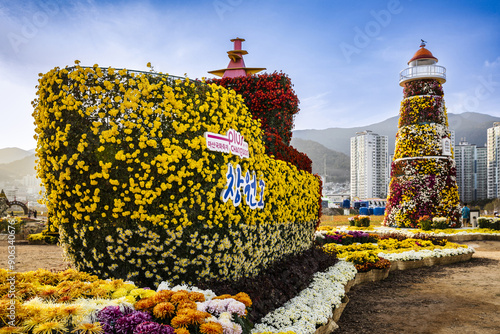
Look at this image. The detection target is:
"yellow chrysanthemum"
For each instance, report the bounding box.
[71,322,104,334]
[32,321,67,334]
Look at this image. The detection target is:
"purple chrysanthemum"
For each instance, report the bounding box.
[98,306,124,333]
[133,321,175,334]
[115,311,152,334]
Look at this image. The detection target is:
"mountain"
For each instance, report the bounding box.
[0,148,33,164]
[0,154,37,182]
[291,138,350,182]
[293,112,500,156]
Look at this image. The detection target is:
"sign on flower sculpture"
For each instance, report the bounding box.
[384,42,460,227]
[33,62,320,287]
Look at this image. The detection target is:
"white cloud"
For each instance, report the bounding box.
[485,56,500,68]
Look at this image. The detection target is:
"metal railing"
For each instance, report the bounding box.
[64,65,205,84]
[399,65,446,84]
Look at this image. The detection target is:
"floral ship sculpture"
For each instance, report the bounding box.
[33,39,320,288]
[384,41,460,227]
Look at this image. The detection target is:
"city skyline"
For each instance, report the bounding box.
[0,0,499,150]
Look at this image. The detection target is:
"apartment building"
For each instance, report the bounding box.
[350,130,388,199]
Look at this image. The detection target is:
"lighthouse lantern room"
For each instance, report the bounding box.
[399,40,446,86]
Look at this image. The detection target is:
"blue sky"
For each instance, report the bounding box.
[1,0,499,150]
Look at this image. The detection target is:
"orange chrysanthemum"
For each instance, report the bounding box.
[190,310,211,325]
[153,302,176,319]
[174,328,190,334]
[177,300,197,311]
[188,291,205,302]
[199,322,224,334]
[170,291,189,305]
[153,290,174,303]
[234,292,252,308]
[174,308,211,326]
[170,314,191,328]
[212,294,231,300]
[135,297,156,312]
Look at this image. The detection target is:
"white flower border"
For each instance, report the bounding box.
[374,228,500,238]
[379,246,475,262]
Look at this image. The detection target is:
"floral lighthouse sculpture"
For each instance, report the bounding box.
[384,41,460,227]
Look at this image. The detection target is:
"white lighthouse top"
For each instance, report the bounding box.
[399,40,446,86]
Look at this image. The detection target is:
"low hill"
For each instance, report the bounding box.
[291,138,350,183]
[0,147,33,164]
[0,154,37,182]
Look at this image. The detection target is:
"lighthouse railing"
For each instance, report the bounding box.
[399,65,446,84]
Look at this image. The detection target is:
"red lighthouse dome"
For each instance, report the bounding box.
[408,46,438,64]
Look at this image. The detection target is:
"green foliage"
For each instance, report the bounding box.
[27,228,59,244]
[432,217,449,229]
[418,216,432,231]
[349,215,370,227]
[0,217,25,233]
[477,217,490,229]
[477,217,500,230]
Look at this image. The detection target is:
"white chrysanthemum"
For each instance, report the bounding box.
[156,281,217,300]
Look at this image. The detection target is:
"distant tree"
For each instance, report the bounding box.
[484,198,500,214]
[0,190,8,217]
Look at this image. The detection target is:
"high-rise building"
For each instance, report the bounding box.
[350,130,388,200]
[456,140,487,202]
[477,146,488,200]
[487,122,500,198]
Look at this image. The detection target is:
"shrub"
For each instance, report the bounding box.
[0,217,25,234]
[348,215,370,227]
[418,215,432,230]
[379,232,447,246]
[27,227,59,245]
[323,230,378,245]
[355,258,391,273]
[477,217,491,229]
[432,217,449,229]
[492,218,500,230]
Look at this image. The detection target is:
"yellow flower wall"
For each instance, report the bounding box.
[33,64,320,286]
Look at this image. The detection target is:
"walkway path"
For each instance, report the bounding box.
[336,241,500,333]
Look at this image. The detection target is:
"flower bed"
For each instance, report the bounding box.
[347,215,370,227]
[321,228,474,274]
[315,229,379,246]
[0,268,253,334]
